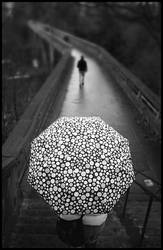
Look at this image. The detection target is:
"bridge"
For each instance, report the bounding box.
[2,20,161,248]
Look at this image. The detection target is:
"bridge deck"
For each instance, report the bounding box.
[9,48,161,248]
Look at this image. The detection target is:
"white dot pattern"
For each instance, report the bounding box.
[28,116,135,215]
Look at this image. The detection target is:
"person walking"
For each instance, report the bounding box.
[77,56,88,86]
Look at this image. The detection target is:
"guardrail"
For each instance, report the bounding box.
[28,20,72,55]
[122,169,161,247]
[99,49,161,137]
[2,22,73,247]
[38,21,161,137]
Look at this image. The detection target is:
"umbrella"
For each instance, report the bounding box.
[28,116,135,215]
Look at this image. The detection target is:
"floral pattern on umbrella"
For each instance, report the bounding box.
[28,116,135,215]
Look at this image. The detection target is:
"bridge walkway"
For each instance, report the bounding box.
[9,48,161,248]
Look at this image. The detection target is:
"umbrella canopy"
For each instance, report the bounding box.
[28,116,135,215]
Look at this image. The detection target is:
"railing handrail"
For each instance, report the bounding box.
[2,53,71,176]
[2,22,72,179]
[2,20,71,248]
[132,167,161,202]
[134,168,161,186]
[99,47,160,111]
[27,21,72,54]
[134,180,161,202]
[122,170,161,246]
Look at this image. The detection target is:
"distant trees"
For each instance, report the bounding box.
[105,2,161,48]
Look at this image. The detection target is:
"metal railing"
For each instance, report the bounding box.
[104,63,161,137]
[122,169,161,247]
[2,21,73,247]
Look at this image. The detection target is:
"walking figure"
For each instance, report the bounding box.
[77,56,88,86]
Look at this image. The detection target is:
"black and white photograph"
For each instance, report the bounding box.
[2,2,161,248]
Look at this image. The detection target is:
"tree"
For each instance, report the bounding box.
[104,2,161,48]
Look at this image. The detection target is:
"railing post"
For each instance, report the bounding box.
[137,90,141,99]
[139,195,153,247]
[122,187,130,218]
[155,111,160,120]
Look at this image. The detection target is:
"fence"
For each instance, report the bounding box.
[122,169,161,247]
[2,21,73,247]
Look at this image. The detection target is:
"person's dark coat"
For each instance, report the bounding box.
[77,58,87,72]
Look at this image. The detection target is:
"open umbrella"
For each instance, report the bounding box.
[28,116,135,215]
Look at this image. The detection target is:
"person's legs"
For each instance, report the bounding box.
[82,214,107,248]
[83,223,106,248]
[56,214,107,247]
[81,71,85,85]
[79,71,85,86]
[56,216,84,247]
[79,71,82,86]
